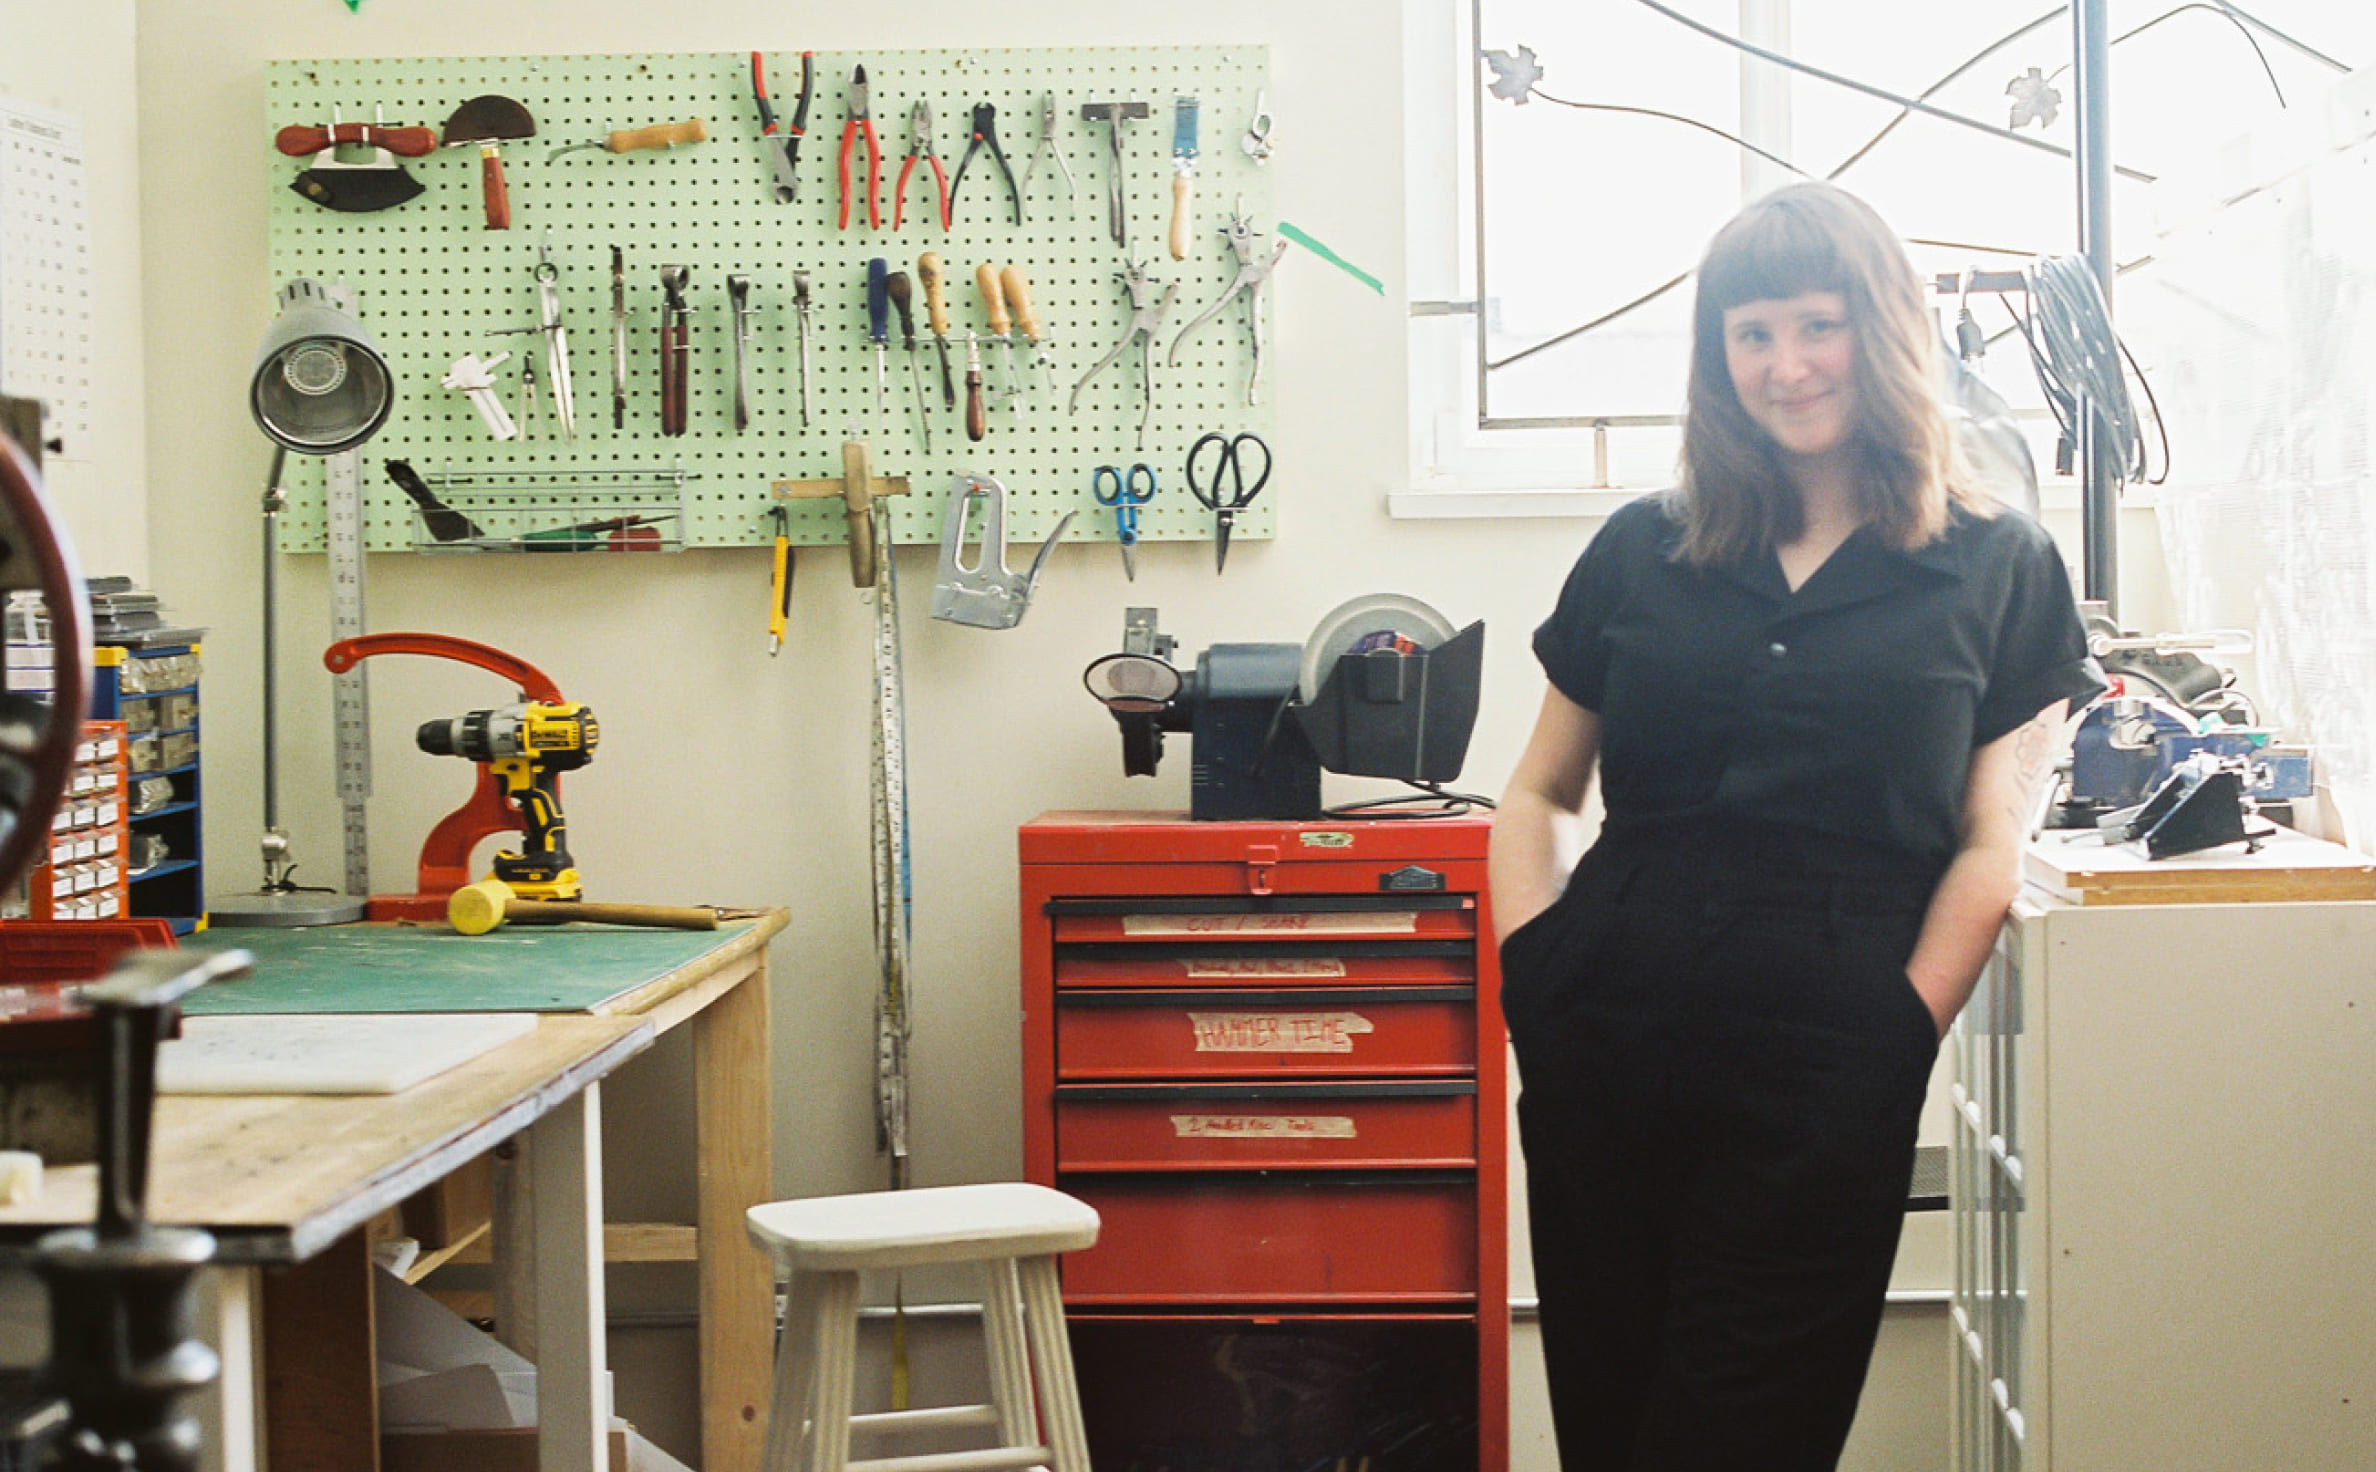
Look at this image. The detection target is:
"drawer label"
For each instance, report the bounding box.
[1171,1114,1357,1139]
[1188,1011,1375,1053]
[1180,958,1349,979]
[1122,912,1418,935]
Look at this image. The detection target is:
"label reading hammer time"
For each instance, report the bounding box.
[1171,1114,1357,1140]
[1121,912,1418,936]
[1189,1011,1375,1053]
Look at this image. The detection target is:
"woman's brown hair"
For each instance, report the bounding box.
[1674,181,1992,566]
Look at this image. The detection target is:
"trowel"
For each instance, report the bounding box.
[443,94,537,229]
[278,115,436,213]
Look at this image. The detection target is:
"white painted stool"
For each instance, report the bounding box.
[745,1182,1101,1472]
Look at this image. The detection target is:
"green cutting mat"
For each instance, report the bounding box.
[264,48,1276,553]
[181,922,761,1014]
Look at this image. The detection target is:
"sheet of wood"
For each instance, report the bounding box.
[2026,824,2376,905]
[159,1013,538,1094]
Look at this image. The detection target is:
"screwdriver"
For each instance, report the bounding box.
[917,252,957,408]
[976,262,1023,416]
[866,257,890,419]
[964,330,987,442]
[1000,264,1058,404]
[886,269,930,452]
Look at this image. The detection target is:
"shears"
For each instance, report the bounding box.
[1092,463,1157,581]
[1186,431,1270,573]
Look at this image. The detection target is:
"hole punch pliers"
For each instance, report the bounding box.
[893,100,951,232]
[1070,259,1178,452]
[838,65,882,230]
[1169,205,1289,406]
[950,102,1021,227]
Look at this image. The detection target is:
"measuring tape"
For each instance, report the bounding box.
[326,450,373,899]
[868,501,914,1193]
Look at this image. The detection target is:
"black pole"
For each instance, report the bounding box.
[2074,0,2120,616]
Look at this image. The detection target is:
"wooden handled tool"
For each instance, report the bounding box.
[448,878,719,936]
[918,252,956,407]
[276,122,439,158]
[975,263,1021,408]
[549,118,709,161]
[1000,264,1041,348]
[964,331,987,442]
[443,94,537,231]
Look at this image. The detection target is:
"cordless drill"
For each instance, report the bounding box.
[415,701,600,901]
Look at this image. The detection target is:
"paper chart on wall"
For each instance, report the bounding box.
[0,96,93,457]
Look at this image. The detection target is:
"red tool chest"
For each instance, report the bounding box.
[1020,810,1508,1472]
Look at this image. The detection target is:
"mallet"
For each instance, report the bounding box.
[448,878,720,937]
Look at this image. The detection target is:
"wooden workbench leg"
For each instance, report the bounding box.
[492,1138,538,1360]
[695,964,774,1472]
[533,1084,608,1472]
[261,1227,378,1472]
[206,1264,263,1472]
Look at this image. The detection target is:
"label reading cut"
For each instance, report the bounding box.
[1189,1011,1375,1053]
[1171,1114,1357,1139]
[1122,912,1418,936]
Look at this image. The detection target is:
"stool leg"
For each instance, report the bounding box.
[763,1267,818,1472]
[807,1270,862,1472]
[978,1257,1040,1458]
[1016,1256,1093,1472]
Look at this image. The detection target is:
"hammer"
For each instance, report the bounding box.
[448,878,720,936]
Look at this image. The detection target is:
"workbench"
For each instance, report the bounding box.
[0,912,786,1472]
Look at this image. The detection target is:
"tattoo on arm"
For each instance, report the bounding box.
[2005,711,2058,827]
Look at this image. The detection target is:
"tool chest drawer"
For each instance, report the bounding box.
[1053,947,1473,990]
[1059,1171,1480,1303]
[1056,1081,1477,1170]
[1049,895,1477,945]
[1056,987,1478,1079]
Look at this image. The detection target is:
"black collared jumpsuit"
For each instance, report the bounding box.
[1501,494,2105,1472]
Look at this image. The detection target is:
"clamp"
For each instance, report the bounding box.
[893,100,951,232]
[1070,259,1178,451]
[950,102,1020,227]
[1169,207,1290,406]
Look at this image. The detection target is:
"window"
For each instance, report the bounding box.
[1400,0,2376,513]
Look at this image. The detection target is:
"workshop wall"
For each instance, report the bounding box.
[124,1,2177,1467]
[0,0,148,579]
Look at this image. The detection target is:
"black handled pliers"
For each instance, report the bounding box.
[751,50,813,204]
[893,100,951,232]
[949,102,1021,227]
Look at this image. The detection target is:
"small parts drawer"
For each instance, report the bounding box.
[1057,1081,1477,1170]
[1050,895,1475,946]
[1057,988,1477,1079]
[1054,950,1472,990]
[1062,1172,1479,1303]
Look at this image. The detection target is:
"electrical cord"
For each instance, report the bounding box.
[1324,782,1497,820]
[2014,255,2150,483]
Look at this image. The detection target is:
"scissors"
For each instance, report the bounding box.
[1092,463,1157,581]
[1186,431,1271,573]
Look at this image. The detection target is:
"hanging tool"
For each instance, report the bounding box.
[931,472,1074,629]
[751,50,813,204]
[386,459,483,543]
[1170,206,1290,405]
[886,269,930,453]
[1021,92,1077,212]
[771,438,914,587]
[609,246,629,430]
[1080,100,1150,249]
[839,66,883,230]
[975,263,1023,414]
[792,269,815,428]
[917,252,957,408]
[1169,96,1199,261]
[767,505,793,654]
[659,264,690,437]
[442,352,517,439]
[547,118,709,161]
[442,95,537,229]
[867,258,891,420]
[1187,430,1272,573]
[511,343,542,439]
[1092,463,1155,581]
[277,109,435,212]
[729,273,755,431]
[893,101,951,232]
[951,102,1020,227]
[1242,90,1276,161]
[1071,259,1177,451]
[963,331,987,443]
[1002,263,1058,403]
[534,236,575,438]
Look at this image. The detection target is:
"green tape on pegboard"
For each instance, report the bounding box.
[264,48,1275,555]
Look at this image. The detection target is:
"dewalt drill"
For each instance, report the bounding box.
[415,701,600,901]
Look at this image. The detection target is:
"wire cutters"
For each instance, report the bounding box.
[950,102,1020,226]
[1021,91,1076,209]
[751,50,813,204]
[1092,463,1156,581]
[838,65,882,230]
[893,100,951,232]
[1186,431,1271,573]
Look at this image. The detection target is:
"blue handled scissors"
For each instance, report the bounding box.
[1186,431,1271,573]
[1092,463,1157,581]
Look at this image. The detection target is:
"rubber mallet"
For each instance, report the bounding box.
[448,878,721,936]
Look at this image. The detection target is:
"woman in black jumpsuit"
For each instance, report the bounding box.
[1489,182,2106,1472]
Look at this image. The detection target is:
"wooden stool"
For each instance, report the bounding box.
[745,1183,1100,1472]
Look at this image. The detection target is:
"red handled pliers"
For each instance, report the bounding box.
[838,65,882,230]
[893,100,951,232]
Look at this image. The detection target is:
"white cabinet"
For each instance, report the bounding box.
[1951,890,2376,1471]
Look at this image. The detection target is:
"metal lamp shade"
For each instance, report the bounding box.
[248,279,393,455]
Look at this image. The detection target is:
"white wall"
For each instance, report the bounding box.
[0,0,148,579]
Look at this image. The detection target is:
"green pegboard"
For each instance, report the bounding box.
[263,48,1277,554]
